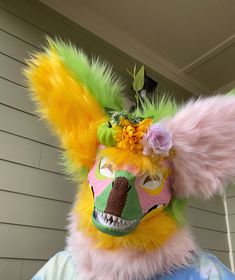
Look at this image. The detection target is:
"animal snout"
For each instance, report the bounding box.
[105,177,129,217]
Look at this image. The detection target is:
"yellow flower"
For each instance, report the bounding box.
[114,118,152,151]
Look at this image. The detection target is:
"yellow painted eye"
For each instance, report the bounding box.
[99,158,115,178]
[142,173,163,190]
[140,172,165,195]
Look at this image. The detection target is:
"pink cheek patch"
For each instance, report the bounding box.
[135,177,172,214]
[87,160,112,199]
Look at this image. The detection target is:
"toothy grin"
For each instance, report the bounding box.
[93,209,138,231]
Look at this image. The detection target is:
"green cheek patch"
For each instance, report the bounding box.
[92,170,143,236]
[94,183,112,212]
[121,183,142,220]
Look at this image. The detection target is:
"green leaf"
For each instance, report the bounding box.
[133,64,137,76]
[133,65,145,92]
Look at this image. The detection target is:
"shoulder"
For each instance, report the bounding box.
[32,250,78,280]
[151,252,235,280]
[198,252,235,279]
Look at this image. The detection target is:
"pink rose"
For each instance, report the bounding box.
[142,123,172,156]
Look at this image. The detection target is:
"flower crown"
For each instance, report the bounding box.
[97,111,174,158]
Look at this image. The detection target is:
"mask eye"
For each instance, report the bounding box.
[99,158,115,178]
[141,173,163,190]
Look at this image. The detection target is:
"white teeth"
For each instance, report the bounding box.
[95,209,137,230]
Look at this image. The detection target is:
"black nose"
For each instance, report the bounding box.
[105,177,129,217]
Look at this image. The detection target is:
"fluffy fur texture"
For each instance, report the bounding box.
[74,182,178,251]
[166,96,235,198]
[135,96,178,122]
[25,47,106,173]
[99,146,168,176]
[25,39,235,279]
[67,212,197,280]
[51,39,124,111]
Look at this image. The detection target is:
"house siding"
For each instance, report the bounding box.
[226,185,235,269]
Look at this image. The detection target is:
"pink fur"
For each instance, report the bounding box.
[67,213,197,280]
[165,95,235,198]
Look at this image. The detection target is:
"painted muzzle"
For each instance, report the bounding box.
[88,157,172,236]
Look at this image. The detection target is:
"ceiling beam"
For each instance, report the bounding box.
[214,79,235,94]
[40,0,211,96]
[181,34,235,74]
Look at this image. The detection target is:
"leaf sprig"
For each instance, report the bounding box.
[127,65,145,109]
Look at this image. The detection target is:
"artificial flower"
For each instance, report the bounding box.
[114,118,152,151]
[142,123,172,156]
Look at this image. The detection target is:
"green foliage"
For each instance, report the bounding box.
[133,65,145,92]
[49,38,124,111]
[111,110,144,125]
[127,65,145,109]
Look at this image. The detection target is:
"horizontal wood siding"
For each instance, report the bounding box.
[0,0,230,278]
[187,197,229,266]
[0,223,65,259]
[226,184,235,270]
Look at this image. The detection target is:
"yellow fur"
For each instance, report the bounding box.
[25,49,106,169]
[75,182,178,251]
[99,147,167,176]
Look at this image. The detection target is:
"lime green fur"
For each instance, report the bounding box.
[50,39,124,112]
[135,96,178,122]
[165,197,187,225]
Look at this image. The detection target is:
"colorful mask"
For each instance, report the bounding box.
[88,148,173,236]
[25,38,235,280]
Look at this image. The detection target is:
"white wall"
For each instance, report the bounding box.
[0,0,230,278]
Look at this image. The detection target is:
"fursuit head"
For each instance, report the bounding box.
[25,39,235,280]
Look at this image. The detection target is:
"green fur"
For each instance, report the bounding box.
[135,96,178,122]
[61,152,88,182]
[49,39,124,111]
[165,197,187,225]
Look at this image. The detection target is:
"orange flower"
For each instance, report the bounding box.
[114,118,152,151]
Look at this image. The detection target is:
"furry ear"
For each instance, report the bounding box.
[25,39,123,174]
[166,95,235,199]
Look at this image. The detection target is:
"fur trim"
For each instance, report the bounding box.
[166,95,235,198]
[67,213,197,280]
